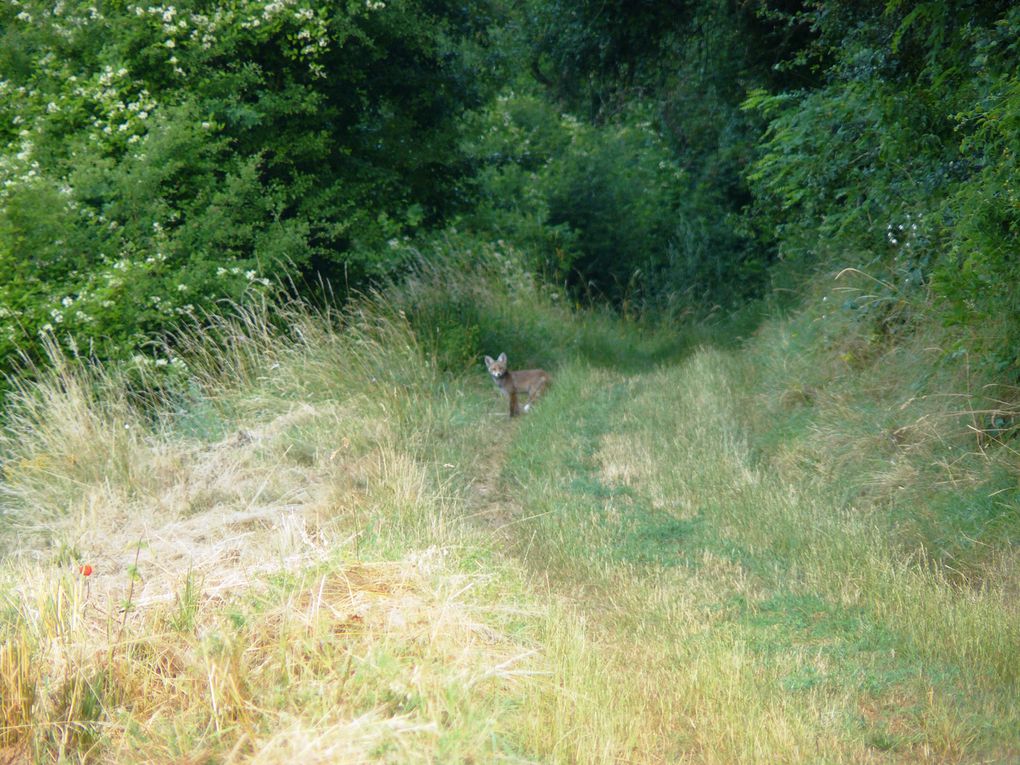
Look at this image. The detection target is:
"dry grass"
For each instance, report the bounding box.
[0,297,547,763]
[2,267,1018,763]
[0,550,539,763]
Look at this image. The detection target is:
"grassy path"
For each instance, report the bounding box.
[484,349,1019,763]
[1,291,1017,763]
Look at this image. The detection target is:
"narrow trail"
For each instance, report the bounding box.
[459,418,546,554]
[460,353,1020,763]
[461,427,516,532]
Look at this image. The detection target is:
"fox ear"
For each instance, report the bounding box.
[497,352,507,364]
[484,355,495,368]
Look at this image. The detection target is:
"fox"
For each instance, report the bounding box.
[484,352,550,417]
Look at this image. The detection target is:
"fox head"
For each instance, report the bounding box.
[484,352,508,379]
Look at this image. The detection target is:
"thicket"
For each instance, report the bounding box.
[0,0,495,374]
[2,0,1019,381]
[507,0,1019,367]
[745,2,1020,373]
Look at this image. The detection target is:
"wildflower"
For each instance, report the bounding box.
[79,564,93,576]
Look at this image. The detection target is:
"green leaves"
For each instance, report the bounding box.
[741,2,1020,373]
[0,0,493,380]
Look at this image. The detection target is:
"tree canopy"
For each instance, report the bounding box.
[2,0,1018,376]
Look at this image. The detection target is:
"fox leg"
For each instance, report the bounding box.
[524,380,546,412]
[509,390,519,417]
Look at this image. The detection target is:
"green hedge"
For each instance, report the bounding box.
[0,0,492,375]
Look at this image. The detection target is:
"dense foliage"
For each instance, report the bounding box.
[510,0,1019,366]
[2,0,1018,377]
[745,1,1020,371]
[512,0,808,306]
[0,0,492,371]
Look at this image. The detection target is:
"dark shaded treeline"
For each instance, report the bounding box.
[1,1,1017,378]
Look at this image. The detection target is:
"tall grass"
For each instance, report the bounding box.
[480,264,1020,761]
[387,235,692,375]
[0,343,155,544]
[1,246,1017,762]
[497,345,1018,761]
[0,277,554,762]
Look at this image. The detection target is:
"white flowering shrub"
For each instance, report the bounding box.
[0,0,491,380]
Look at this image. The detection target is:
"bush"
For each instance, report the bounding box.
[0,0,492,377]
[743,1,1020,373]
[462,92,691,308]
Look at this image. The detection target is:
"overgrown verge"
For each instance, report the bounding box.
[490,274,1019,761]
[0,249,684,763]
[0,272,493,761]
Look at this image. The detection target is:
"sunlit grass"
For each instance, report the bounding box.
[1,254,1017,762]
[498,322,1019,761]
[0,284,549,762]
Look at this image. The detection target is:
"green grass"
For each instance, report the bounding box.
[494,306,1019,761]
[1,252,1017,762]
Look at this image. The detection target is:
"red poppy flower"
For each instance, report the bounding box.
[79,564,93,577]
